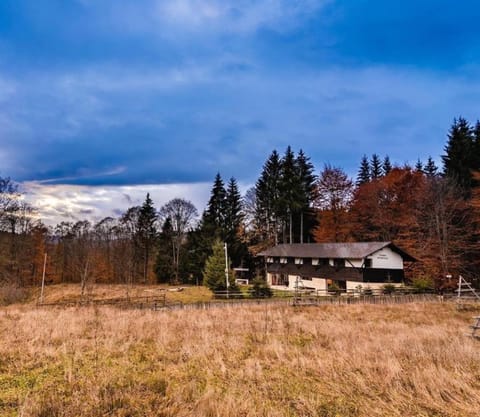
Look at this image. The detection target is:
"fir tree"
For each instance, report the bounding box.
[295,149,317,243]
[225,177,242,236]
[137,193,158,283]
[278,146,303,243]
[295,149,317,207]
[383,155,392,176]
[356,155,371,185]
[474,120,480,171]
[370,154,382,180]
[205,173,227,229]
[424,156,438,178]
[154,217,174,284]
[442,117,475,194]
[255,150,282,243]
[203,239,239,293]
[415,158,424,172]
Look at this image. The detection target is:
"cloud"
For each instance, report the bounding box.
[22,182,213,226]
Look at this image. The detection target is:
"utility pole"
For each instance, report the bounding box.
[40,253,47,304]
[224,242,230,299]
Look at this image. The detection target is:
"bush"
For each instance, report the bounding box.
[250,278,273,298]
[362,286,373,296]
[328,282,342,296]
[411,276,434,293]
[382,283,396,295]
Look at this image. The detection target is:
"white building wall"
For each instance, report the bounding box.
[369,247,403,269]
[346,258,363,268]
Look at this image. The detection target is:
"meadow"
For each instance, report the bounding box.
[1,301,479,417]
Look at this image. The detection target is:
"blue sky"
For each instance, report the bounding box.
[1,0,480,223]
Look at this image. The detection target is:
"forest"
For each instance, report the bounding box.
[1,117,479,291]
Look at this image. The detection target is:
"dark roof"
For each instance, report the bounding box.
[257,242,417,262]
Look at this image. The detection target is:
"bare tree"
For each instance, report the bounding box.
[159,198,198,284]
[314,165,354,242]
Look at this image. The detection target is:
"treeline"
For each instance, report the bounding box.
[0,117,480,289]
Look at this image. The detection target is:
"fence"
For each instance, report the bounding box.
[38,290,457,312]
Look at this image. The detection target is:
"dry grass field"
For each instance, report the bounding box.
[1,301,480,417]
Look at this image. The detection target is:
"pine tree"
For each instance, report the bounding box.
[137,193,158,283]
[295,149,317,243]
[415,158,424,172]
[154,217,174,283]
[442,117,475,194]
[278,146,303,243]
[424,156,438,177]
[203,239,238,293]
[225,177,242,240]
[383,155,392,176]
[473,120,480,171]
[295,149,317,207]
[255,150,282,244]
[224,177,249,267]
[205,173,227,229]
[356,155,371,185]
[370,154,382,180]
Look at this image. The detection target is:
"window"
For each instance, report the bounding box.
[280,257,288,264]
[295,258,303,265]
[271,273,289,286]
[267,257,274,263]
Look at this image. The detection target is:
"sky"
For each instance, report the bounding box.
[1,0,480,225]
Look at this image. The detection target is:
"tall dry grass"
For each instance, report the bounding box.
[0,302,479,416]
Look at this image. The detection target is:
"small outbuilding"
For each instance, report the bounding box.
[258,241,417,292]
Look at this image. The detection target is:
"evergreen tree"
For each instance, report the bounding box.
[137,193,158,283]
[370,154,382,180]
[295,149,317,207]
[473,120,480,171]
[295,149,317,243]
[424,156,438,178]
[356,155,371,185]
[154,217,174,283]
[255,150,282,244]
[442,117,475,193]
[224,177,249,267]
[383,155,392,176]
[225,177,242,241]
[204,173,227,229]
[278,146,303,243]
[415,158,424,172]
[203,239,239,293]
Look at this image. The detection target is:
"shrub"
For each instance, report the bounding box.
[411,276,434,293]
[362,286,373,296]
[382,283,396,295]
[250,278,273,298]
[328,282,342,296]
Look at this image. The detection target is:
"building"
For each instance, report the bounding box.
[258,242,417,292]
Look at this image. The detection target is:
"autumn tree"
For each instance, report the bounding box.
[314,165,354,242]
